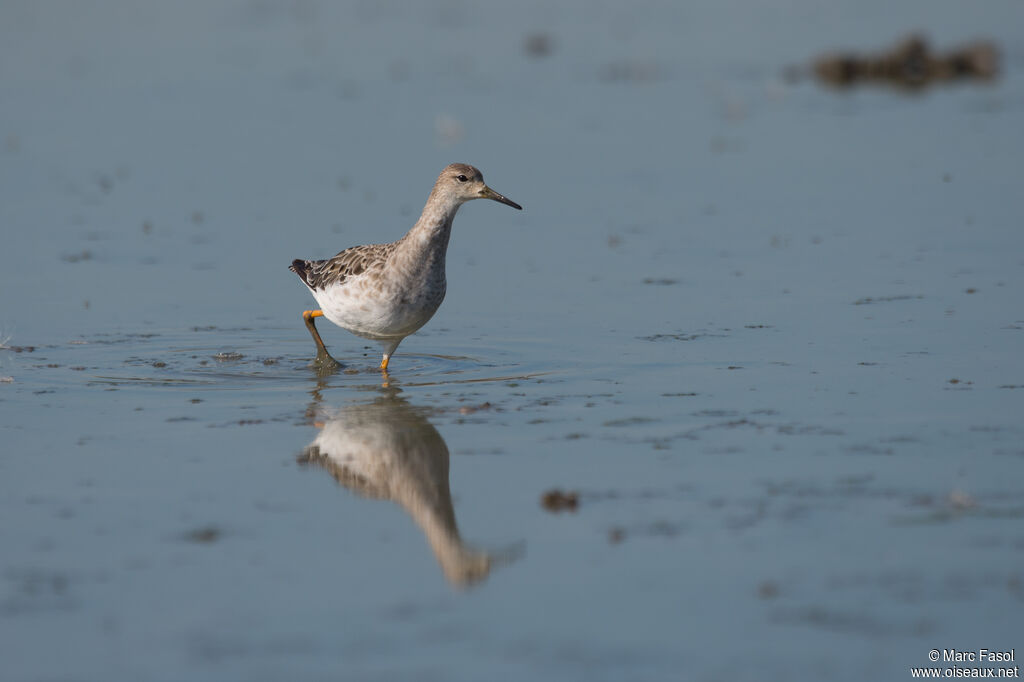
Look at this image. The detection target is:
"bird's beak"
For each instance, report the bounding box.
[479,186,522,210]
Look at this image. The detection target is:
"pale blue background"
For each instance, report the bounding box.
[2,2,1023,680]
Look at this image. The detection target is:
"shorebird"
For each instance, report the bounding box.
[289,163,521,372]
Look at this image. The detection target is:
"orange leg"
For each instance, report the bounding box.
[302,310,341,372]
[379,339,401,373]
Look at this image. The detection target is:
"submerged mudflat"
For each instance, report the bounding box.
[2,2,1023,680]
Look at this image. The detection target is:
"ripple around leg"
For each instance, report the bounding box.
[20,326,560,393]
[309,349,344,377]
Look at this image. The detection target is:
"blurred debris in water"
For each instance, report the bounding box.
[812,34,999,91]
[541,489,579,513]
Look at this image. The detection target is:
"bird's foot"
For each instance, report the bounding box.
[309,348,343,376]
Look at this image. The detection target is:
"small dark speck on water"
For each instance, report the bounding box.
[523,32,554,58]
[758,581,781,599]
[541,489,579,513]
[604,416,657,427]
[152,361,166,368]
[459,402,493,415]
[62,250,93,263]
[853,294,923,305]
[1,345,36,353]
[184,526,221,544]
[640,333,706,342]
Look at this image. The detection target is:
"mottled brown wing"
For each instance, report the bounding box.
[290,242,396,291]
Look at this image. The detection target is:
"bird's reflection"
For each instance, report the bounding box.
[298,387,500,587]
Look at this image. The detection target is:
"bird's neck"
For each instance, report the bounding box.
[402,194,462,257]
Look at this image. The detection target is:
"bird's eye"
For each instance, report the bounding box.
[456,174,468,182]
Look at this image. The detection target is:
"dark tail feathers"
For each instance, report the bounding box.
[289,259,310,285]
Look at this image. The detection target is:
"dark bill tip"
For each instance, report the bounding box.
[481,186,523,210]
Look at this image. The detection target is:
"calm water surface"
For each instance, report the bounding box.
[2,2,1023,680]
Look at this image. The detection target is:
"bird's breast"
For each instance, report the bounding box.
[313,269,446,340]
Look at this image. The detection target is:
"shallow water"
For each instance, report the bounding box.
[2,2,1024,680]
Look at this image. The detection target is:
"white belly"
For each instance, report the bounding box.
[311,276,445,341]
